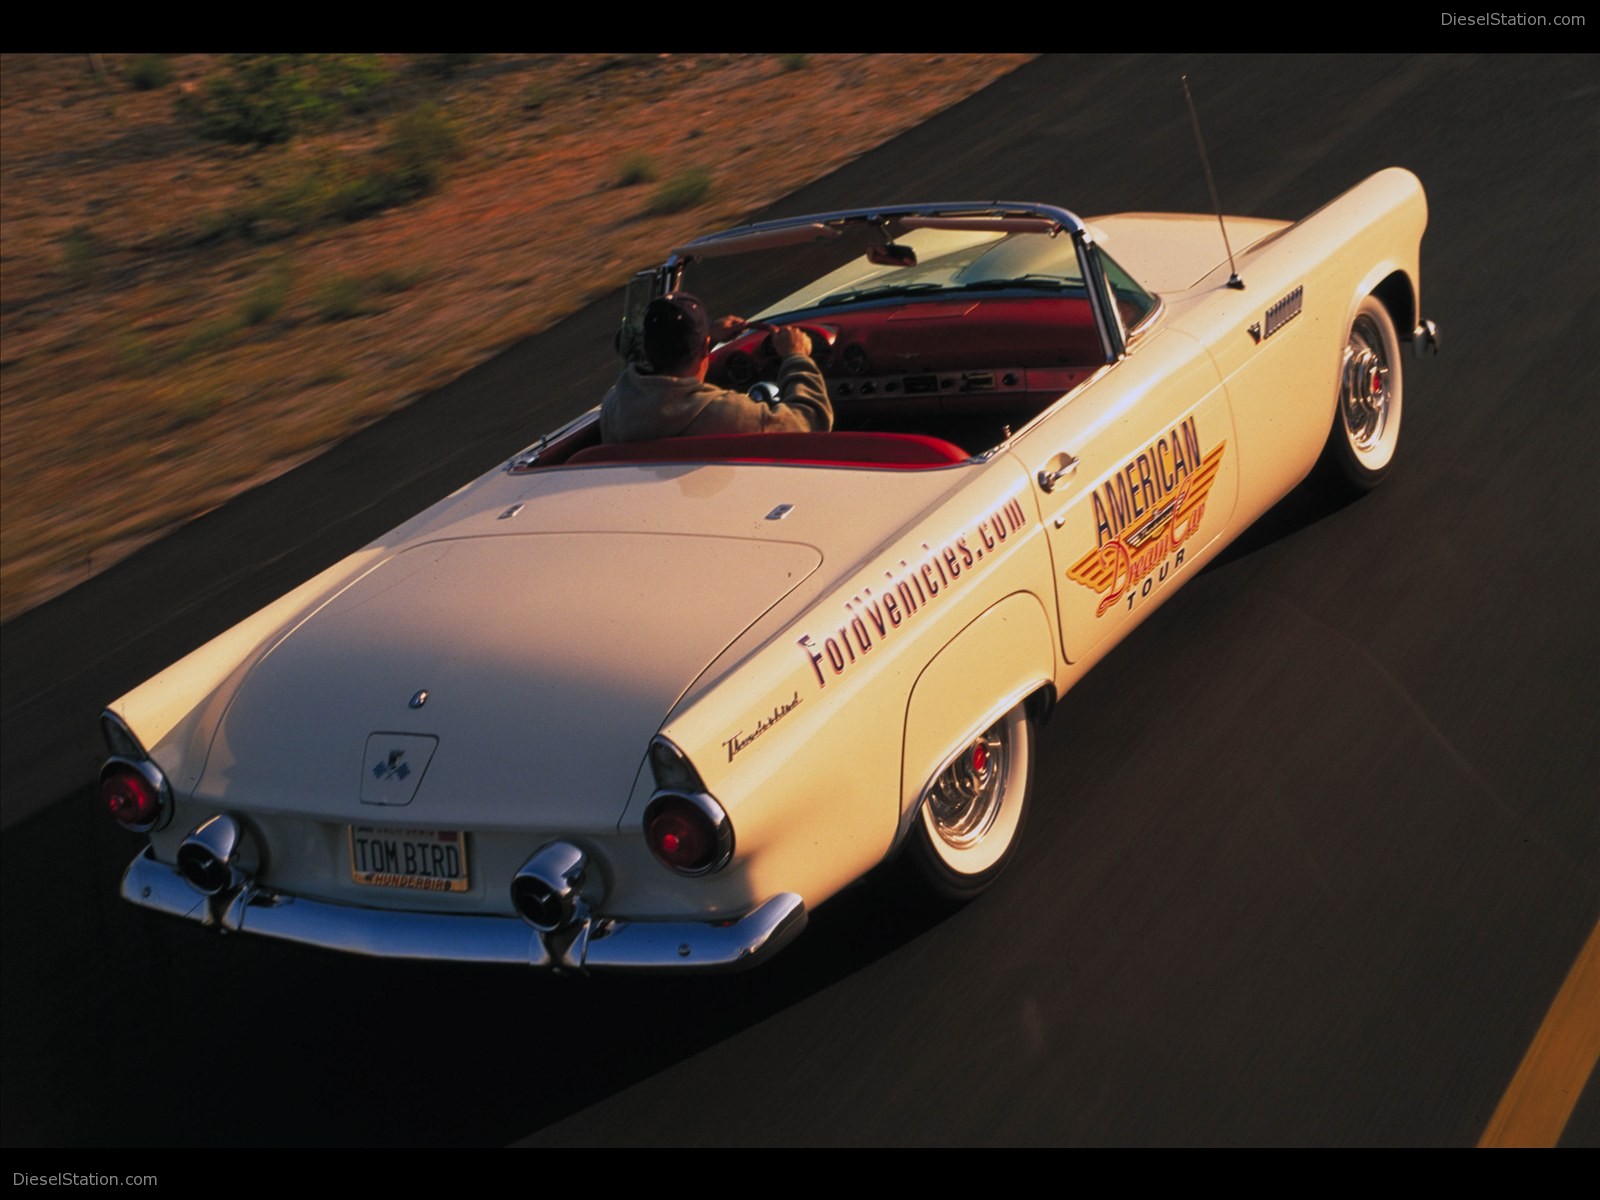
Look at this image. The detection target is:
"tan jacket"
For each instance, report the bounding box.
[601,355,832,443]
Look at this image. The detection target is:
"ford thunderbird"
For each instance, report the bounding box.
[101,169,1439,971]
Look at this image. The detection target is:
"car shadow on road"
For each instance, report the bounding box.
[1204,478,1362,572]
[0,786,948,1147]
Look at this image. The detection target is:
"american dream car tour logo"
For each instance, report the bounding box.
[1069,416,1226,617]
[724,691,803,762]
[798,497,1031,689]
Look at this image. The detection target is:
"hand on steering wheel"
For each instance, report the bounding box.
[769,325,812,359]
[709,314,750,345]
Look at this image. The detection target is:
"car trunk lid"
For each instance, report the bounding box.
[197,532,821,829]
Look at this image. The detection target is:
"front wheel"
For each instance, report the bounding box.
[1315,294,1403,496]
[902,703,1034,902]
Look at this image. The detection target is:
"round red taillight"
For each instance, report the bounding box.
[644,794,731,875]
[650,802,712,870]
[100,757,168,833]
[103,767,159,829]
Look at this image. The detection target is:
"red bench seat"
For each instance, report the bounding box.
[565,431,970,469]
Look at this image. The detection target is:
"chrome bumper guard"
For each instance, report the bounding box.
[121,849,807,972]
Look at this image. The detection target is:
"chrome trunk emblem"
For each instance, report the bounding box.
[360,733,438,806]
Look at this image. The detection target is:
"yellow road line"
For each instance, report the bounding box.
[1479,917,1600,1147]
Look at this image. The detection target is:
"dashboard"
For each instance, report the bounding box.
[706,295,1103,432]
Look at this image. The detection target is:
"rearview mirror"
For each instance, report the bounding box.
[866,243,917,267]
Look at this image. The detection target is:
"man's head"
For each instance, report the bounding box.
[643,292,710,376]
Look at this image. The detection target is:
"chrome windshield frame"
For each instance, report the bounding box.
[662,201,1126,363]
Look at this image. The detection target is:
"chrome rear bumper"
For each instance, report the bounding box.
[121,849,807,973]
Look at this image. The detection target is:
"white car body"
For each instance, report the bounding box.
[102,168,1435,970]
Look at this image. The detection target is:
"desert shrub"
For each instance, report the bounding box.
[316,55,392,115]
[777,54,810,72]
[203,103,458,241]
[181,54,394,146]
[412,53,481,80]
[115,333,152,373]
[203,167,354,241]
[373,264,429,293]
[647,168,712,215]
[616,153,657,187]
[174,314,244,360]
[521,78,552,112]
[125,55,174,91]
[241,261,294,324]
[246,159,343,233]
[322,168,396,223]
[60,225,101,287]
[381,102,458,194]
[309,265,425,322]
[173,392,222,426]
[181,56,310,146]
[593,53,657,73]
[313,274,367,321]
[194,205,258,243]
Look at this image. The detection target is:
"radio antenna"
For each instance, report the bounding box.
[1182,74,1244,290]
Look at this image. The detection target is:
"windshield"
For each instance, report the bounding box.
[753,227,1089,320]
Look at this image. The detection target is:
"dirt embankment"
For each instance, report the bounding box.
[0,53,1031,622]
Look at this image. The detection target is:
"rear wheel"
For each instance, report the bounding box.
[1316,295,1403,496]
[903,703,1034,902]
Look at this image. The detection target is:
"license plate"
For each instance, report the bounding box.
[348,827,469,893]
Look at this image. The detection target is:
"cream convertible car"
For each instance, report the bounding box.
[102,169,1438,972]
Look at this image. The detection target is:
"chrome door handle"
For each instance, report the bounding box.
[1038,455,1079,493]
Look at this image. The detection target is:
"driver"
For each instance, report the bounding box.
[601,292,831,442]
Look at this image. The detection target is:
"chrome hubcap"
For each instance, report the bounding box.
[925,720,1008,849]
[1340,320,1391,453]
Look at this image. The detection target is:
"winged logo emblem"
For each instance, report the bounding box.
[1067,441,1227,617]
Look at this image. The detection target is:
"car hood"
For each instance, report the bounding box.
[1089,212,1291,294]
[196,532,821,829]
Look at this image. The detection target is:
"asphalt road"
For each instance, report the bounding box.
[3,53,1596,1149]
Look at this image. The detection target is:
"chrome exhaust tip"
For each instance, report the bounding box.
[511,842,593,932]
[176,814,257,896]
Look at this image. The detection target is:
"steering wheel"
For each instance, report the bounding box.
[714,322,834,388]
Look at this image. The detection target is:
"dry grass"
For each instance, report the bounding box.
[0,53,1031,622]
